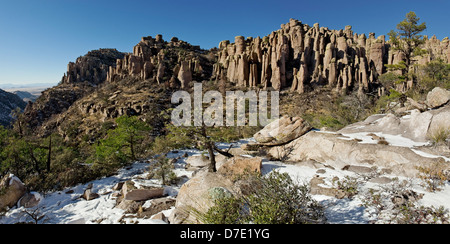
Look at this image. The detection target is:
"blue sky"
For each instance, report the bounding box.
[0,0,449,85]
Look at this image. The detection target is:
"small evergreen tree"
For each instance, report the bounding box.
[388,11,427,70]
[95,116,151,167]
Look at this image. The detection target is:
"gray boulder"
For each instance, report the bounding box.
[168,171,237,224]
[0,174,27,210]
[254,116,312,145]
[18,192,42,208]
[427,87,450,108]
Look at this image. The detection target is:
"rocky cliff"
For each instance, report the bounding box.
[106,35,215,88]
[22,49,127,133]
[61,49,126,85]
[0,89,27,127]
[213,19,450,94]
[20,19,450,138]
[21,36,213,138]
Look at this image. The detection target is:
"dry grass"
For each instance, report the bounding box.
[428,126,450,146]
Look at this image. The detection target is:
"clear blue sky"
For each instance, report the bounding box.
[0,0,449,85]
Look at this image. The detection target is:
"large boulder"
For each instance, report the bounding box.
[185,155,211,170]
[18,192,42,208]
[254,116,312,145]
[168,171,237,224]
[427,87,450,109]
[0,174,27,210]
[82,189,100,201]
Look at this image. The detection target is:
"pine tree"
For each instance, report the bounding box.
[388,11,427,69]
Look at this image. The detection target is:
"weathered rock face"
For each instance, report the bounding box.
[215,19,389,92]
[20,20,450,142]
[23,49,128,134]
[416,36,450,65]
[215,19,449,93]
[177,61,192,89]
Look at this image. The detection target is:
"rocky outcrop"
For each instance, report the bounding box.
[177,61,192,89]
[214,19,449,93]
[23,49,128,132]
[62,49,125,85]
[415,36,450,65]
[19,19,450,142]
[253,116,312,145]
[107,35,214,88]
[170,155,263,224]
[214,19,390,92]
[268,131,449,178]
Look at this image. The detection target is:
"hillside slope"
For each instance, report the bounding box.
[0,89,27,127]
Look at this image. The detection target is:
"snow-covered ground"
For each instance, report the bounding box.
[1,137,449,224]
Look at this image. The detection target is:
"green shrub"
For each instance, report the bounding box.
[199,171,326,224]
[200,195,246,224]
[319,115,342,129]
[332,176,359,199]
[427,126,450,146]
[375,89,404,113]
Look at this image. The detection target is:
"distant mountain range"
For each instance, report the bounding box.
[0,83,55,104]
[11,91,39,103]
[0,83,57,90]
